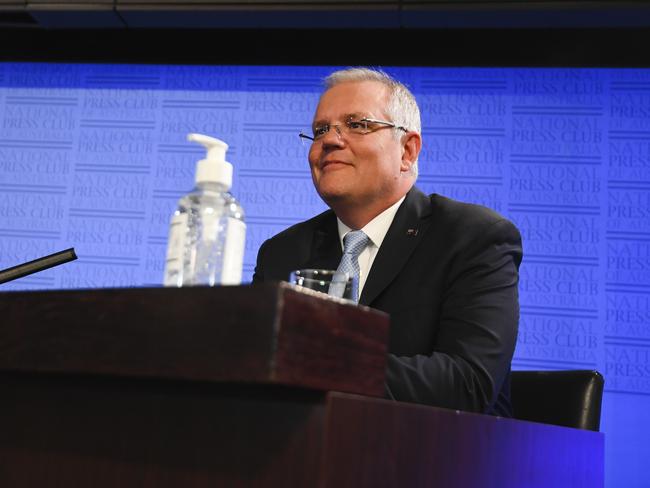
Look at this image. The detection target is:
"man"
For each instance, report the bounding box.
[253,68,522,416]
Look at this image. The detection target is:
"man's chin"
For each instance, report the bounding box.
[315,186,350,207]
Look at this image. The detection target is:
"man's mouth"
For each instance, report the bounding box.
[321,160,349,170]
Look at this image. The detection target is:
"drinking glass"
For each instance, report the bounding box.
[288,269,355,300]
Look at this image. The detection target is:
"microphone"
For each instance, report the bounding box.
[0,248,78,285]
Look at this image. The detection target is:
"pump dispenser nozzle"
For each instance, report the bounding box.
[188,133,233,189]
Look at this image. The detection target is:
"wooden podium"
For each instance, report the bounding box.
[0,283,603,488]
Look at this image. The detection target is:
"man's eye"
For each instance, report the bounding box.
[347,120,366,130]
[313,126,329,137]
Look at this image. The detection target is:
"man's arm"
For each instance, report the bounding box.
[385,218,522,414]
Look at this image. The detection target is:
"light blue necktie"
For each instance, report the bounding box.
[329,230,369,302]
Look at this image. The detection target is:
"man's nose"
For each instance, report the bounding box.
[320,125,345,146]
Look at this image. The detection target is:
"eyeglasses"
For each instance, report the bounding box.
[299,117,408,143]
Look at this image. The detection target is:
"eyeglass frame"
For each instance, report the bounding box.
[299,117,409,143]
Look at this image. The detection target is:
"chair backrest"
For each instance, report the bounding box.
[510,370,604,431]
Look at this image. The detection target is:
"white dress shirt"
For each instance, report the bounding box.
[336,196,406,296]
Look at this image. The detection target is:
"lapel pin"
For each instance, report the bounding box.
[406,228,419,236]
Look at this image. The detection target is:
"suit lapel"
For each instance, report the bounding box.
[359,187,433,306]
[306,211,342,271]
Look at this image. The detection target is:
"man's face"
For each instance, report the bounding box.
[308,80,413,212]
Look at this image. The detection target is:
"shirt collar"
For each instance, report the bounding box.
[336,196,406,250]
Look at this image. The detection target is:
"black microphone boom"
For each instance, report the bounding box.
[0,248,78,285]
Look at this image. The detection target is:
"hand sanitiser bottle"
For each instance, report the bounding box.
[163,133,246,287]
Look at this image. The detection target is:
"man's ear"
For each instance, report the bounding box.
[400,132,422,173]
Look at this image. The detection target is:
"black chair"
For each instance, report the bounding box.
[510,370,604,431]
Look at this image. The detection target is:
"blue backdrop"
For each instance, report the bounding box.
[0,63,648,487]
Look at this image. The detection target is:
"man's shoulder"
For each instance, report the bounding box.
[429,193,505,222]
[254,209,337,282]
[261,209,335,246]
[421,191,520,242]
[429,193,508,225]
[419,191,522,266]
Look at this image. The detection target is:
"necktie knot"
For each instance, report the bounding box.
[343,230,369,257]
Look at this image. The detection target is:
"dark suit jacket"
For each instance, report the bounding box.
[253,187,522,416]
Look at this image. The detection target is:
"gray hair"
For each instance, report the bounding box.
[324,67,421,177]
